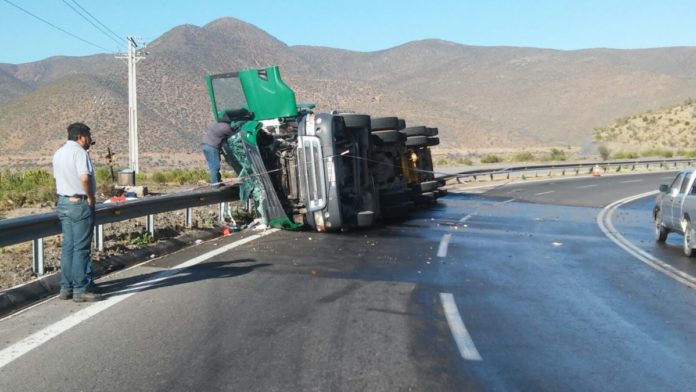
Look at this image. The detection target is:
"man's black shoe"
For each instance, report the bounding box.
[73,291,102,302]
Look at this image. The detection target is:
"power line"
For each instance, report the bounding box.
[61,0,123,49]
[1,0,112,52]
[67,0,125,46]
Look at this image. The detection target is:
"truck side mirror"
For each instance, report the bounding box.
[659,184,669,193]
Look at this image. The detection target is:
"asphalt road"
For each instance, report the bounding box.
[1,171,695,391]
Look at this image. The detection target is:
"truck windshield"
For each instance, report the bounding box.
[208,73,248,117]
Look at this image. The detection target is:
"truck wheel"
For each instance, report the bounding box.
[372,130,401,144]
[341,114,371,129]
[684,222,695,257]
[427,137,440,146]
[371,117,400,131]
[405,135,428,147]
[655,212,668,242]
[397,118,406,130]
[400,126,427,137]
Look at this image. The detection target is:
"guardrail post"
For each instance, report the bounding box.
[489,173,494,181]
[96,224,104,252]
[219,202,225,223]
[146,214,155,237]
[185,207,193,228]
[32,238,44,275]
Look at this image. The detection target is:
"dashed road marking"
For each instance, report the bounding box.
[577,184,598,189]
[437,234,452,257]
[440,293,482,361]
[619,179,643,184]
[535,190,555,196]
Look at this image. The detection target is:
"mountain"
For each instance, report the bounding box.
[2,17,696,168]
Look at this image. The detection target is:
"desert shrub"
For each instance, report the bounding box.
[546,148,567,161]
[511,151,535,162]
[480,154,502,164]
[598,145,611,160]
[456,157,473,165]
[0,169,56,209]
[152,172,167,184]
[641,148,673,158]
[612,151,639,159]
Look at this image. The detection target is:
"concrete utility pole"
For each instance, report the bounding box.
[116,36,146,173]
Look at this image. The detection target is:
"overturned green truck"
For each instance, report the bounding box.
[205,66,445,232]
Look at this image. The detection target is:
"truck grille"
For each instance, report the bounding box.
[298,136,327,212]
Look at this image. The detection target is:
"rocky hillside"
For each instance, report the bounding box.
[594,98,696,150]
[2,17,696,166]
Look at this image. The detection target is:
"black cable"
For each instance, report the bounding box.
[61,0,123,49]
[1,0,112,52]
[68,0,124,46]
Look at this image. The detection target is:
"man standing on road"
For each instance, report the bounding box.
[52,122,101,302]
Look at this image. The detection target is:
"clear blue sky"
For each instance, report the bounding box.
[1,0,695,64]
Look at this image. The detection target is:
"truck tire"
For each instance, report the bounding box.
[397,118,406,130]
[371,117,400,131]
[341,114,371,129]
[371,130,402,144]
[427,137,440,146]
[426,127,439,136]
[405,135,428,147]
[400,126,427,137]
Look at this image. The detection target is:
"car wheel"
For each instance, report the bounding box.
[684,222,695,257]
[370,117,400,131]
[341,114,371,129]
[655,212,668,242]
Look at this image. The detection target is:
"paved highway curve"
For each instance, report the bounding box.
[1,171,695,391]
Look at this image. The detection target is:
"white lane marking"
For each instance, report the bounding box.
[499,198,516,205]
[437,234,452,257]
[0,230,278,370]
[440,293,482,361]
[619,179,643,184]
[534,190,555,196]
[459,213,477,223]
[576,184,598,189]
[597,192,696,288]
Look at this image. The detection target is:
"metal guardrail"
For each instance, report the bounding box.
[438,158,692,183]
[0,158,691,276]
[0,185,240,274]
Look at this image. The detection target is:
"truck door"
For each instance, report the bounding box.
[662,172,685,228]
